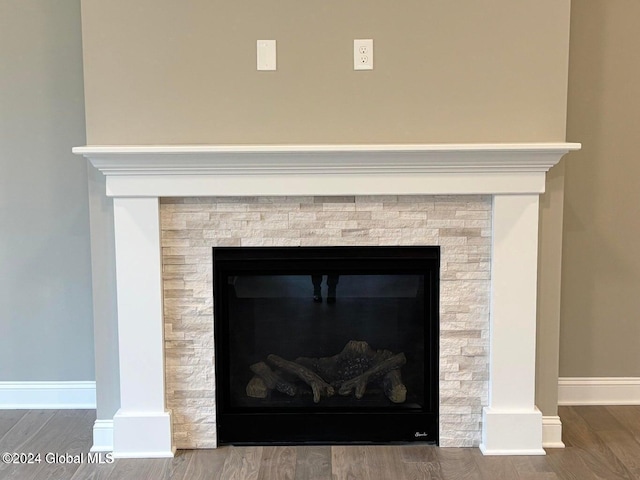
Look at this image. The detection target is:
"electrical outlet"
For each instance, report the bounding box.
[354,39,373,70]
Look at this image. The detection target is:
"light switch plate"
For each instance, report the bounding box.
[257,40,276,71]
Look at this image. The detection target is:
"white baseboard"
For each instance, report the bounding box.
[542,415,564,448]
[91,419,114,452]
[0,381,96,409]
[558,377,640,406]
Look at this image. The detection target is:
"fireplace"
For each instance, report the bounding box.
[74,143,580,457]
[212,246,439,444]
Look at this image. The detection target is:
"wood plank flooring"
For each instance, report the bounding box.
[0,406,639,479]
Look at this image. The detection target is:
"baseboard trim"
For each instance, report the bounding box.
[91,419,114,452]
[542,416,564,448]
[0,381,96,409]
[558,377,640,406]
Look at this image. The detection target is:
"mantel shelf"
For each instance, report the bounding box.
[74,143,580,155]
[73,143,580,197]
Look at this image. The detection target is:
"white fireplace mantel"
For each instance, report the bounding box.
[74,143,579,198]
[74,143,580,458]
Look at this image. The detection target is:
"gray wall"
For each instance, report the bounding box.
[560,0,640,377]
[0,0,94,381]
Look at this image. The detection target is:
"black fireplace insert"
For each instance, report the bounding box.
[212,246,439,445]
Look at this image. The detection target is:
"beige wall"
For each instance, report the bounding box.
[79,0,574,415]
[560,0,640,377]
[80,0,570,144]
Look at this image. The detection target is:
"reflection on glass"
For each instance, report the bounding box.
[226,274,425,410]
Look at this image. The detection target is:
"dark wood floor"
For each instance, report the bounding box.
[0,406,639,479]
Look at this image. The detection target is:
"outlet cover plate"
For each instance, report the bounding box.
[354,39,373,70]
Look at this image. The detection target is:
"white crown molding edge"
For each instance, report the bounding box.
[0,381,96,409]
[73,143,580,176]
[558,377,640,406]
[73,143,581,155]
[74,143,580,198]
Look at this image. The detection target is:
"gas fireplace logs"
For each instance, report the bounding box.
[248,361,297,397]
[246,340,407,404]
[266,354,336,403]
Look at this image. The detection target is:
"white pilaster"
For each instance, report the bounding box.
[112,197,174,458]
[480,194,545,455]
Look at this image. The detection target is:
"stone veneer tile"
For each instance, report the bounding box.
[161,195,491,449]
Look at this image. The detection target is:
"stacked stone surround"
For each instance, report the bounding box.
[160,195,491,449]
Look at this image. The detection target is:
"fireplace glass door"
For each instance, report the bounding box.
[213,246,439,444]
